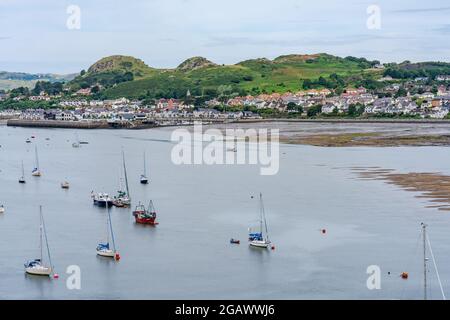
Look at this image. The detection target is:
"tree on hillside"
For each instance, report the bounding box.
[307,105,322,117]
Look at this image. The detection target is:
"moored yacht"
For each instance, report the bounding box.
[92,192,114,207]
[24,206,56,277]
[96,205,120,260]
[248,193,272,249]
[31,146,41,177]
[113,150,131,207]
[140,152,149,184]
[19,161,26,183]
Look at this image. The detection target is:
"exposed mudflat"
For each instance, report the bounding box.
[350,167,450,212]
[204,122,450,147]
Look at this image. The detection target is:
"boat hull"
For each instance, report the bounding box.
[249,240,270,248]
[96,249,115,258]
[94,200,114,207]
[25,266,52,276]
[135,216,158,225]
[133,209,158,225]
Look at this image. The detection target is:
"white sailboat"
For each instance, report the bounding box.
[140,152,149,184]
[24,206,55,277]
[114,150,131,207]
[96,205,120,260]
[31,145,41,177]
[72,133,80,148]
[248,193,272,248]
[19,161,26,183]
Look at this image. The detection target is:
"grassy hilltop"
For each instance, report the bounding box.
[68,53,383,99]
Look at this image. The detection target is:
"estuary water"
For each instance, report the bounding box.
[1,123,450,300]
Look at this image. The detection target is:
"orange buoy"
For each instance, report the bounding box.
[401,272,409,279]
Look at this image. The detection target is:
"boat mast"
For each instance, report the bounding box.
[41,206,54,273]
[39,207,43,263]
[260,193,270,242]
[35,145,40,170]
[107,206,117,253]
[143,152,147,176]
[21,160,25,179]
[422,223,427,300]
[106,205,110,245]
[122,150,130,200]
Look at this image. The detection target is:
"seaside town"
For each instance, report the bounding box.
[1,78,450,126]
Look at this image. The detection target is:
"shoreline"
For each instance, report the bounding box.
[6,119,157,130]
[5,118,450,129]
[234,118,450,124]
[6,118,450,147]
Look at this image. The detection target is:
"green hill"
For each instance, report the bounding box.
[69,53,383,99]
[69,55,157,91]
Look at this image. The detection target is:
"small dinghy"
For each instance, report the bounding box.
[0,205,5,214]
[61,181,70,189]
[230,238,240,244]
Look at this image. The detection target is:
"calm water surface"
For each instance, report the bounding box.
[1,124,450,299]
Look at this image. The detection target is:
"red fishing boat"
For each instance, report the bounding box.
[132,201,158,225]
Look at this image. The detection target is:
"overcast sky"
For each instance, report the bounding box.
[1,0,449,74]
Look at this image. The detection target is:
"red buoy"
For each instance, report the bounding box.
[53,274,59,279]
[115,253,121,261]
[401,272,409,279]
[322,229,327,234]
[271,245,275,250]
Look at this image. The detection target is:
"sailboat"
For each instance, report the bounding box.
[248,193,272,248]
[19,161,26,183]
[24,206,56,277]
[113,151,131,207]
[132,200,158,225]
[31,145,41,177]
[140,152,149,184]
[72,133,80,148]
[96,205,120,260]
[61,180,70,189]
[419,223,446,300]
